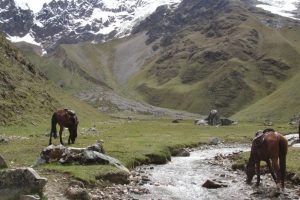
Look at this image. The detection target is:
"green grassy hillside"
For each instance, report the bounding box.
[0,35,107,126]
[233,70,300,122]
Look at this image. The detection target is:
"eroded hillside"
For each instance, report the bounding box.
[0,35,58,125]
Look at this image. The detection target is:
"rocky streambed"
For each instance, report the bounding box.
[42,144,299,199]
[133,144,299,200]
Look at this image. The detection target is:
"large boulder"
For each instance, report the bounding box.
[204,110,236,126]
[205,110,221,125]
[0,168,47,200]
[284,133,299,146]
[36,142,129,173]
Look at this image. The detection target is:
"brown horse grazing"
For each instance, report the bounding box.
[49,109,79,145]
[246,128,288,188]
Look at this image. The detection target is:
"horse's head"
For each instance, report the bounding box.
[70,115,79,144]
[245,159,255,184]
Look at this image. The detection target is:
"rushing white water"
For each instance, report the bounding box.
[135,145,297,200]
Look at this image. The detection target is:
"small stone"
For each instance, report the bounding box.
[133,188,139,194]
[202,179,227,189]
[209,137,220,145]
[65,186,90,200]
[69,180,85,188]
[295,188,300,196]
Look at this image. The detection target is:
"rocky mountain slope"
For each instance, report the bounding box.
[0,0,182,52]
[0,35,57,125]
[127,0,300,117]
[5,0,300,121]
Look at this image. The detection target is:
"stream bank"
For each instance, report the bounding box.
[133,144,299,200]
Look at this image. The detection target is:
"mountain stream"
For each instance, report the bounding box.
[134,145,298,200]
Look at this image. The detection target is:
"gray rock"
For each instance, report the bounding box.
[65,186,90,200]
[209,137,220,145]
[171,148,190,157]
[0,168,47,200]
[0,137,9,144]
[202,179,227,189]
[292,143,300,148]
[68,180,85,188]
[205,110,221,125]
[20,194,40,200]
[37,143,129,173]
[0,154,8,168]
[284,133,299,146]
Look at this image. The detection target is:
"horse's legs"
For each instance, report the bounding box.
[271,158,280,187]
[49,133,52,145]
[59,125,64,145]
[68,128,71,144]
[255,161,261,186]
[266,159,277,182]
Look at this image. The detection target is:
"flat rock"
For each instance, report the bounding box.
[292,143,300,148]
[202,179,228,189]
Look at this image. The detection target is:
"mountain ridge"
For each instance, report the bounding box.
[0,0,182,52]
[4,0,300,121]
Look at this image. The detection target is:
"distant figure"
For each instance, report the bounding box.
[246,129,288,188]
[49,109,79,145]
[205,110,220,125]
[298,119,300,142]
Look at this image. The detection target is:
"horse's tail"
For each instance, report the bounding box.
[50,112,57,138]
[279,135,288,187]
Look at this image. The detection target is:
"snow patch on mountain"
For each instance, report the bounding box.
[14,0,53,13]
[7,32,40,46]
[256,0,300,20]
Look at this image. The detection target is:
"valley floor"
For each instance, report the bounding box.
[0,118,299,199]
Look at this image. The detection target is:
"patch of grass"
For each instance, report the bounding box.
[1,119,299,184]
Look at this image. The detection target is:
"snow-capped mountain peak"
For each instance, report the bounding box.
[256,0,300,20]
[14,0,53,13]
[1,0,300,54]
[0,0,182,53]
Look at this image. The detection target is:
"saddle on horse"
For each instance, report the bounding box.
[64,108,76,116]
[253,128,275,147]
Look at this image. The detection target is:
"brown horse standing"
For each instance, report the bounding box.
[49,109,79,145]
[246,128,288,188]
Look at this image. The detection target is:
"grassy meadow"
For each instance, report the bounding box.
[0,117,299,184]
